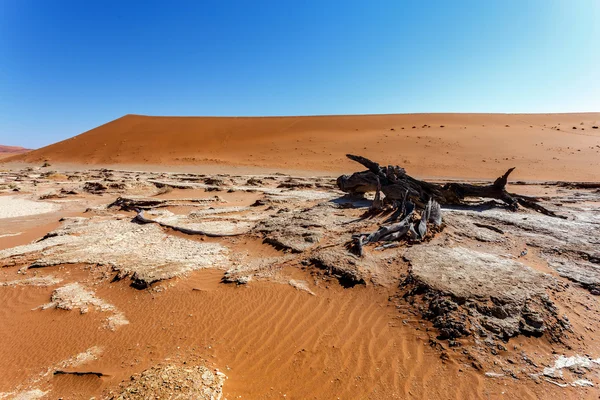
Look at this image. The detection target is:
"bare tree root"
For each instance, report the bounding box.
[337,154,564,218]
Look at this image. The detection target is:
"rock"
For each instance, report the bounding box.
[107,197,166,211]
[547,258,600,295]
[543,355,600,378]
[149,180,195,189]
[221,274,252,285]
[277,179,315,189]
[150,209,256,236]
[402,245,566,341]
[6,389,48,399]
[222,255,296,284]
[83,181,107,194]
[571,379,594,387]
[288,279,316,295]
[254,204,334,252]
[309,247,366,287]
[519,303,546,337]
[246,177,263,186]
[250,199,267,207]
[0,217,230,288]
[106,363,226,399]
[204,177,225,186]
[41,283,129,330]
[108,182,126,190]
[446,207,600,295]
[0,275,61,287]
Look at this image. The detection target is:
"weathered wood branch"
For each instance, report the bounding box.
[54,370,106,377]
[108,197,168,211]
[338,154,564,218]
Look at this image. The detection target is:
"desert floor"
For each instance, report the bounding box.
[0,162,599,399]
[1,113,600,399]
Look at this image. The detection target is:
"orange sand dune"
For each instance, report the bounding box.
[7,113,600,181]
[0,145,30,160]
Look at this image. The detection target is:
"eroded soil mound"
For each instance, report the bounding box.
[105,363,226,400]
[402,245,570,341]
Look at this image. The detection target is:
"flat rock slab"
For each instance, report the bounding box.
[404,245,553,303]
[148,209,256,235]
[547,257,600,294]
[309,247,368,286]
[446,208,600,252]
[0,217,230,287]
[254,203,351,252]
[446,208,600,294]
[403,245,567,341]
[223,254,296,284]
[106,364,226,400]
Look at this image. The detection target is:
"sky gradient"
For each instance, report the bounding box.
[1,0,599,148]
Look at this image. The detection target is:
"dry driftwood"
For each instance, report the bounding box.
[109,197,168,211]
[337,154,564,218]
[54,370,106,377]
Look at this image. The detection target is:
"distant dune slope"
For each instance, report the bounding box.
[0,145,31,160]
[6,113,600,180]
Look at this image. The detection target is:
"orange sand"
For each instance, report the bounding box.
[0,145,30,160]
[2,170,600,398]
[6,113,600,181]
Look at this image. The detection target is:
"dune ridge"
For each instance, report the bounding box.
[0,145,30,159]
[6,113,600,180]
[0,145,30,153]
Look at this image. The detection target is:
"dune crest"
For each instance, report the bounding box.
[6,113,600,181]
[0,145,30,160]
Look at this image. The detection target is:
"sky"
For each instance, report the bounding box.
[1,1,599,148]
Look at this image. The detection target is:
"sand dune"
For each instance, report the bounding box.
[0,145,29,153]
[6,113,600,181]
[0,145,30,160]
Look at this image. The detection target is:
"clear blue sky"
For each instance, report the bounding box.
[1,1,599,148]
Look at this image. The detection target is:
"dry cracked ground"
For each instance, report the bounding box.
[1,166,600,399]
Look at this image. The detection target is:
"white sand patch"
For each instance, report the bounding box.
[0,389,48,400]
[67,346,103,367]
[543,355,600,378]
[288,279,316,296]
[0,232,21,239]
[42,283,129,330]
[0,196,59,219]
[571,379,594,387]
[0,275,61,287]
